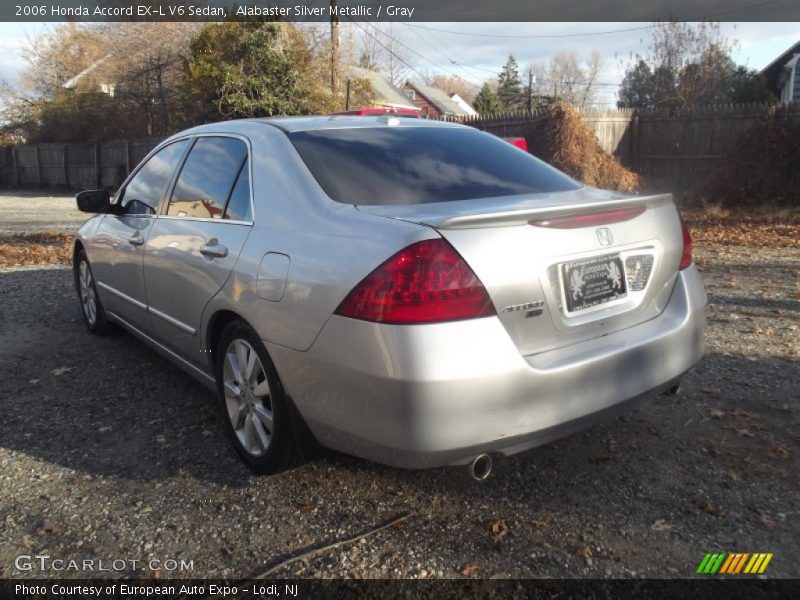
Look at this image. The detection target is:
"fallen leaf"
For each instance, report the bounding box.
[698,500,727,517]
[297,502,315,513]
[530,519,549,529]
[98,426,112,433]
[488,519,508,542]
[755,514,776,528]
[29,379,40,385]
[461,564,479,576]
[710,409,725,419]
[650,519,672,532]
[575,545,593,566]
[51,367,72,376]
[41,520,60,534]
[155,435,166,443]
[589,455,610,464]
[768,443,790,459]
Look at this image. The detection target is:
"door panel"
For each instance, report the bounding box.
[88,215,153,331]
[87,138,191,332]
[142,135,253,365]
[143,220,250,362]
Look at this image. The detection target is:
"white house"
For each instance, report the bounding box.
[448,93,479,117]
[779,54,799,103]
[761,42,800,104]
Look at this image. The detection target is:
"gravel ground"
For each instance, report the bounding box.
[0,191,86,236]
[0,195,798,580]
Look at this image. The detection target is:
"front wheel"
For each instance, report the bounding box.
[74,248,113,335]
[216,320,299,474]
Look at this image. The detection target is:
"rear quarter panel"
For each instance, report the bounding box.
[200,123,436,353]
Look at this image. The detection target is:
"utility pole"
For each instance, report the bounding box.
[330,0,340,96]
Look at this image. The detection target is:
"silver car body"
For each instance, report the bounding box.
[75,116,706,468]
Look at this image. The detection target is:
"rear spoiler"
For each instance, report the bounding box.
[431,193,673,230]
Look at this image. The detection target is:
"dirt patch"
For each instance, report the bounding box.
[525,102,641,193]
[0,231,73,267]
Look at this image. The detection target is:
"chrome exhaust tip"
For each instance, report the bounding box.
[468,454,493,481]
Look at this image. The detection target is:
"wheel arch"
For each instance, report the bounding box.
[206,309,243,372]
[206,308,321,460]
[72,239,85,268]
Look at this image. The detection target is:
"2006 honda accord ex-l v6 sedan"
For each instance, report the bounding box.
[73,116,706,478]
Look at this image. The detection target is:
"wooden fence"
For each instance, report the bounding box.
[2,139,162,189]
[445,101,800,188]
[447,106,636,161]
[1,101,798,191]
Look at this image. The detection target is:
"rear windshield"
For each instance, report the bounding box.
[287,126,580,205]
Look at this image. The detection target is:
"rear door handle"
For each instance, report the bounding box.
[200,240,228,258]
[128,233,145,246]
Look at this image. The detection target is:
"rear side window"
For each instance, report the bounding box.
[122,139,189,213]
[288,127,580,205]
[224,159,251,221]
[168,137,248,219]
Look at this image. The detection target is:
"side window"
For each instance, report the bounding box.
[224,159,252,222]
[167,137,248,219]
[122,140,188,215]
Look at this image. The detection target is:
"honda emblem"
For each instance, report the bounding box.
[596,227,613,246]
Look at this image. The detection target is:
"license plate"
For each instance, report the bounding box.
[561,254,627,313]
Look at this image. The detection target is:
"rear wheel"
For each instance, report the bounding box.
[74,248,113,335]
[216,320,298,474]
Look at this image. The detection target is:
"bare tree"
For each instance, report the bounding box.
[354,23,409,85]
[427,74,479,103]
[618,21,740,108]
[525,50,604,109]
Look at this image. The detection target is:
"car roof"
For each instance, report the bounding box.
[181,115,466,136]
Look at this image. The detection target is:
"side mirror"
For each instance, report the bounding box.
[76,189,115,213]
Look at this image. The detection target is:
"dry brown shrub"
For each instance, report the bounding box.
[697,112,800,208]
[525,102,641,193]
[0,232,73,267]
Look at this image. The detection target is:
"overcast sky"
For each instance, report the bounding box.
[1,21,797,105]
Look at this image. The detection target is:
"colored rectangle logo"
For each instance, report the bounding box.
[698,552,773,575]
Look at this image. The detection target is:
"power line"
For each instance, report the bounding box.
[403,0,781,40]
[400,23,623,88]
[399,23,485,86]
[363,21,484,86]
[404,22,652,40]
[348,20,428,81]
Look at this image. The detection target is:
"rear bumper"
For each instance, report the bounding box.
[268,265,706,468]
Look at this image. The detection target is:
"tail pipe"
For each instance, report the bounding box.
[467,454,493,481]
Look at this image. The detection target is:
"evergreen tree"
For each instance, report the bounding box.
[186,22,304,120]
[497,55,524,110]
[472,83,502,114]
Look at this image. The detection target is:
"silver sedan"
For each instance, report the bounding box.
[73,116,706,476]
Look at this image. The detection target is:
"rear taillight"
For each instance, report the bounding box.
[335,239,495,324]
[679,215,693,270]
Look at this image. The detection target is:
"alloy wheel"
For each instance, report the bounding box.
[78,260,97,326]
[222,339,273,456]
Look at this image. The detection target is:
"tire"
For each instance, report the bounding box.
[215,320,299,474]
[74,248,114,335]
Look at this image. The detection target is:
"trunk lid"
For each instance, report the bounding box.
[356,187,686,357]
